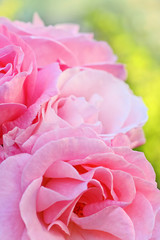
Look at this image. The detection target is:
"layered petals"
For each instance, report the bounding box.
[0,131,159,239]
[0,24,61,141]
[0,15,127,80]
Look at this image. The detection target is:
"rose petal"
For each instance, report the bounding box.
[85,63,127,81]
[125,192,155,239]
[151,209,160,239]
[23,36,78,67]
[60,36,116,65]
[68,222,123,240]
[54,23,80,34]
[45,160,85,180]
[0,72,27,104]
[113,147,156,182]
[83,199,128,217]
[37,178,87,212]
[20,177,64,240]
[21,137,108,190]
[37,187,67,212]
[112,170,136,202]
[122,95,148,132]
[0,154,30,240]
[31,126,99,154]
[126,127,146,148]
[21,230,30,240]
[31,62,61,104]
[72,206,135,240]
[57,95,99,127]
[134,177,160,212]
[48,220,70,235]
[0,103,27,125]
[32,13,44,27]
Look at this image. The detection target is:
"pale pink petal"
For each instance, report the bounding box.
[57,97,85,126]
[31,127,103,153]
[46,179,88,199]
[85,62,127,80]
[32,13,44,26]
[0,17,26,35]
[31,63,61,104]
[0,72,27,104]
[0,154,30,239]
[113,147,156,182]
[21,123,98,154]
[37,178,87,212]
[125,192,155,240]
[2,127,23,156]
[3,123,38,155]
[6,16,79,40]
[112,170,136,202]
[59,198,80,226]
[134,177,160,212]
[151,209,160,240]
[122,95,148,132]
[83,199,128,217]
[21,137,108,190]
[60,36,117,65]
[54,23,80,34]
[0,31,11,47]
[72,206,135,240]
[68,222,122,240]
[43,200,71,225]
[22,124,98,153]
[21,230,30,240]
[23,36,78,67]
[48,220,70,234]
[0,45,23,75]
[2,100,40,132]
[111,133,131,147]
[37,187,67,212]
[45,160,85,180]
[70,152,126,169]
[126,127,146,148]
[20,177,64,240]
[70,152,148,180]
[57,67,79,90]
[87,167,117,201]
[57,95,99,127]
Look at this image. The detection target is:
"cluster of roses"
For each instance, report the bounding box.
[0,14,159,240]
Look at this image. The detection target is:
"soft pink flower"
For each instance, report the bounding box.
[0,14,127,80]
[2,66,147,158]
[0,24,61,140]
[56,67,147,147]
[0,127,159,239]
[0,15,147,150]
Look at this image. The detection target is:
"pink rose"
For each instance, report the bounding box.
[0,14,127,80]
[0,15,147,150]
[2,66,147,158]
[56,67,147,147]
[0,127,159,239]
[0,23,61,140]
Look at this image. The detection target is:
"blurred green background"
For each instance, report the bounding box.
[0,0,160,186]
